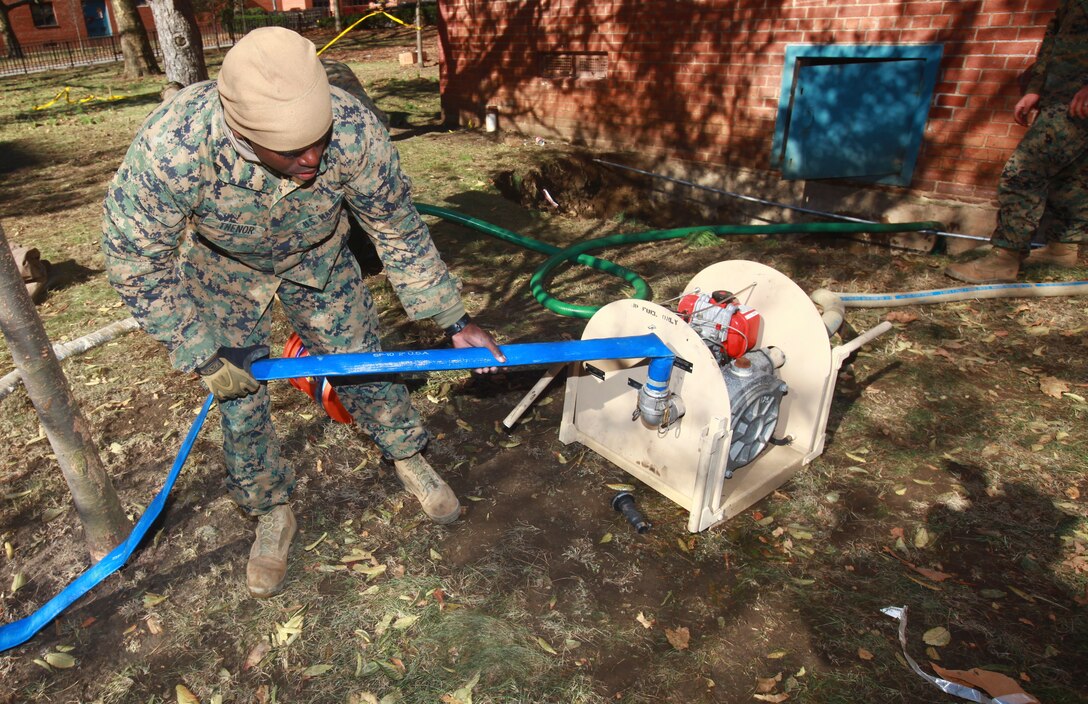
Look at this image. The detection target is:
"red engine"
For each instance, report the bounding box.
[677,290,762,361]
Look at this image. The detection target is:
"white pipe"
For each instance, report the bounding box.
[0,317,139,401]
[808,288,846,336]
[828,279,1088,308]
[502,362,563,429]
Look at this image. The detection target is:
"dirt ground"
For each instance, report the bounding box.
[1,27,1088,704]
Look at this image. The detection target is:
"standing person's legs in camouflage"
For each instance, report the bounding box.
[278,249,461,523]
[1027,155,1088,266]
[186,271,297,598]
[947,103,1088,282]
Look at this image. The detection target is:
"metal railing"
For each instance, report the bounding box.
[0,10,329,78]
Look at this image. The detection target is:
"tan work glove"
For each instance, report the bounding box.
[196,345,269,401]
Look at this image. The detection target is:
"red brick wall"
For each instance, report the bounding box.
[5,2,156,49]
[437,0,1056,205]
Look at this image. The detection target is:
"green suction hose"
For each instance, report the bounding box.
[415,203,941,318]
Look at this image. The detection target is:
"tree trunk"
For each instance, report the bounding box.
[0,223,130,561]
[148,0,207,85]
[110,0,161,78]
[332,0,341,33]
[0,3,25,59]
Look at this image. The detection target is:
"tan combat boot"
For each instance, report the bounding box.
[247,504,296,598]
[945,247,1023,284]
[1025,242,1079,267]
[394,453,461,524]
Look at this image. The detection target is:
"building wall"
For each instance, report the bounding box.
[6,1,156,48]
[437,0,1056,237]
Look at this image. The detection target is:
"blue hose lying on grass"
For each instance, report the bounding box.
[0,336,674,652]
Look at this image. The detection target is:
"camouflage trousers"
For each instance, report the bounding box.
[993,102,1088,250]
[197,247,427,516]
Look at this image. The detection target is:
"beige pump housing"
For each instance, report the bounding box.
[558,260,891,533]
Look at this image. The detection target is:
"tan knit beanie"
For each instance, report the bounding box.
[218,27,332,152]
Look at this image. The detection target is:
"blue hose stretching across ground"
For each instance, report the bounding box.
[2,206,1085,652]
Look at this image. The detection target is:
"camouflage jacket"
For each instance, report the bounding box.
[1026,0,1088,104]
[102,81,462,373]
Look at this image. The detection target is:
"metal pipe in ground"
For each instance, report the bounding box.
[592,158,990,244]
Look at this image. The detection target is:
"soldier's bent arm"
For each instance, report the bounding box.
[102,133,216,373]
[339,100,465,327]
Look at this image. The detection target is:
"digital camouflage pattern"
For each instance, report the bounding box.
[995,0,1088,249]
[102,80,461,513]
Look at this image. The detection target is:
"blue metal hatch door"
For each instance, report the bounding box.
[783,58,925,180]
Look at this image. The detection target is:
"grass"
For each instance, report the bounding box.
[2,27,1088,704]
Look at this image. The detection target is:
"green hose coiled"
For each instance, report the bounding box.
[416,203,941,318]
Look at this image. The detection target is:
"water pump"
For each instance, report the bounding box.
[559,260,890,532]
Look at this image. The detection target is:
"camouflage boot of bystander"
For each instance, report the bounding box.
[945,247,1024,284]
[1025,242,1080,267]
[394,453,461,524]
[247,504,296,598]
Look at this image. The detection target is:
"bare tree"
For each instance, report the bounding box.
[109,0,160,78]
[0,223,130,561]
[149,0,207,85]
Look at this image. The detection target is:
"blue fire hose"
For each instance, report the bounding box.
[0,335,674,652]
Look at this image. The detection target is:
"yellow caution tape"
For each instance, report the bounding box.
[317,10,421,56]
[34,86,127,111]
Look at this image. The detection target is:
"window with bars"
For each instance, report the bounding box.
[541,52,608,80]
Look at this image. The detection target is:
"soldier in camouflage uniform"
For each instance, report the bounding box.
[102,28,505,598]
[947,0,1087,283]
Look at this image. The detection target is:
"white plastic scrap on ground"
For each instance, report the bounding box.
[881,606,1040,704]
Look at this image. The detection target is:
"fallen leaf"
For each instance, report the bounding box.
[303,532,328,551]
[301,664,333,678]
[1040,376,1070,399]
[636,611,655,629]
[340,549,374,563]
[243,641,272,671]
[11,572,26,593]
[606,483,636,491]
[913,527,931,549]
[392,615,419,631]
[923,626,951,647]
[353,564,387,578]
[176,684,200,704]
[885,311,919,324]
[755,673,782,693]
[1008,585,1037,603]
[599,532,613,544]
[440,671,480,704]
[44,652,76,668]
[535,637,558,655]
[752,694,790,703]
[857,647,874,661]
[456,419,473,431]
[766,649,787,659]
[143,592,168,608]
[665,626,690,650]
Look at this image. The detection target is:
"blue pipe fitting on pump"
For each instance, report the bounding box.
[637,355,683,428]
